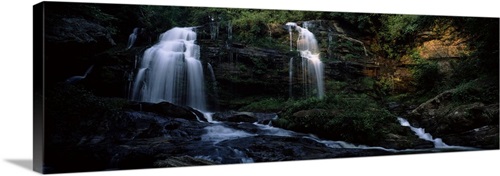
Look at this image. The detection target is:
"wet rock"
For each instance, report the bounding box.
[442,125,499,149]
[213,111,258,123]
[127,101,202,121]
[407,88,499,148]
[325,61,365,81]
[153,156,215,167]
[381,133,434,150]
[217,135,392,162]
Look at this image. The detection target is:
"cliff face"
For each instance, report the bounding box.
[197,19,377,109]
[44,15,476,107]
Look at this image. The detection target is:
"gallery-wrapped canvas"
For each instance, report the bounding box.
[33,1,499,174]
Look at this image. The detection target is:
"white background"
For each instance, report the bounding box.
[0,0,499,175]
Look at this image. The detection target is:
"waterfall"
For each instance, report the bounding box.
[126,27,139,50]
[285,22,296,51]
[65,65,94,84]
[207,63,220,110]
[287,22,325,99]
[209,16,219,40]
[397,117,450,148]
[227,21,232,41]
[289,58,293,98]
[131,27,207,111]
[335,34,368,56]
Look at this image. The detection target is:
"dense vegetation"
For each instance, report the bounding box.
[44,2,498,149]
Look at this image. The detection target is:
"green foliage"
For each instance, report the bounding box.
[377,76,395,94]
[239,98,287,112]
[326,80,349,92]
[383,15,420,41]
[46,84,127,144]
[375,15,437,60]
[360,77,376,90]
[322,13,380,33]
[411,59,442,93]
[274,93,395,145]
[451,77,499,104]
[46,3,120,34]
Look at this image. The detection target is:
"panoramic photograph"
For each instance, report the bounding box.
[34,1,499,174]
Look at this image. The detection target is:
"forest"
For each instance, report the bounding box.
[38,2,498,173]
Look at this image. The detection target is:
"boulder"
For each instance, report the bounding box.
[441,125,499,149]
[213,111,258,123]
[127,101,202,121]
[381,133,434,150]
[153,156,215,167]
[407,88,499,148]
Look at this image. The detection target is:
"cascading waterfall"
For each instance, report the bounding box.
[227,21,233,43]
[397,117,450,148]
[131,27,207,111]
[65,65,94,84]
[286,22,325,99]
[209,15,219,40]
[207,63,220,110]
[286,22,296,51]
[126,27,139,50]
[289,58,293,98]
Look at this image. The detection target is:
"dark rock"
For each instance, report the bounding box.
[325,61,365,81]
[46,17,116,54]
[217,135,392,162]
[153,156,215,167]
[127,101,200,121]
[380,133,434,150]
[213,111,258,123]
[411,101,496,136]
[374,122,434,150]
[407,88,499,148]
[442,125,499,149]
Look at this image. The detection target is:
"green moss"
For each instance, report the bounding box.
[239,98,288,112]
[45,83,128,145]
[274,93,396,145]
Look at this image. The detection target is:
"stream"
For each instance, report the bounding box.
[105,110,477,167]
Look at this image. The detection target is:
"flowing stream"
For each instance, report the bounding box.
[183,115,476,163]
[127,27,475,165]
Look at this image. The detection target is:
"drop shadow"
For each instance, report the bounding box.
[5,159,32,171]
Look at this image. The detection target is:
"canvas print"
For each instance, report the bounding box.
[33,1,499,174]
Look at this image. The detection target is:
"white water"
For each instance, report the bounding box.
[253,123,295,137]
[131,27,207,111]
[289,58,293,98]
[227,21,233,41]
[285,22,296,51]
[397,117,450,148]
[126,27,139,50]
[287,22,325,99]
[201,125,255,143]
[198,115,476,163]
[209,16,219,40]
[207,63,219,106]
[65,65,94,84]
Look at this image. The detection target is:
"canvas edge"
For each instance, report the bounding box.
[33,1,45,174]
